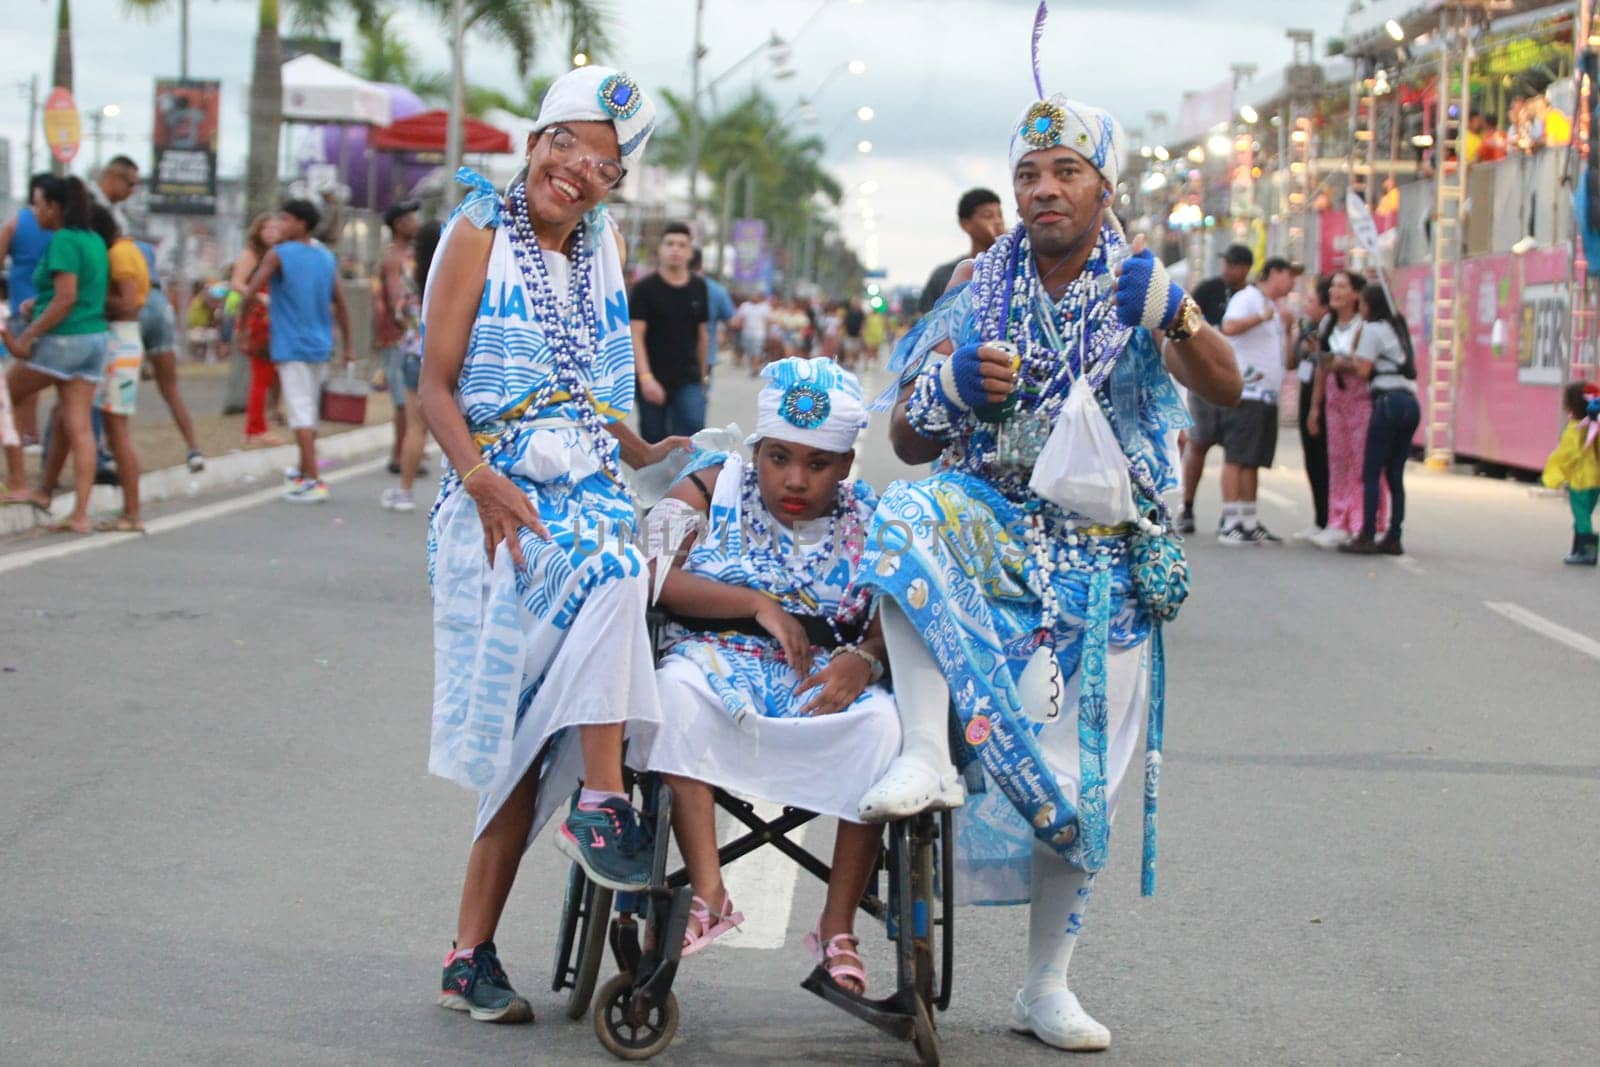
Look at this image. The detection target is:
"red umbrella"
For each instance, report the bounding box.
[370,109,514,154]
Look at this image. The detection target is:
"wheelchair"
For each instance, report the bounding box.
[551,612,957,1063]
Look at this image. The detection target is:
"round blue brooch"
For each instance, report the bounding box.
[1020,101,1065,149]
[598,73,643,121]
[779,384,831,430]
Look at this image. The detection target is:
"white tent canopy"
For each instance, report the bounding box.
[281,54,391,126]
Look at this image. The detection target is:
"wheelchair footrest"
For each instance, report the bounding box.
[800,964,921,1041]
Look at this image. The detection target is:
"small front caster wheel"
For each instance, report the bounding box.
[593,971,680,1061]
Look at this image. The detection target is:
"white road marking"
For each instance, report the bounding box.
[1257,487,1296,509]
[719,798,806,951]
[0,457,390,577]
[1483,601,1600,663]
[1389,554,1426,575]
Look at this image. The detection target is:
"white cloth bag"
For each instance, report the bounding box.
[1028,376,1138,525]
[429,487,529,794]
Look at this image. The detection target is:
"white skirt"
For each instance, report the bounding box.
[632,655,901,824]
[472,572,664,846]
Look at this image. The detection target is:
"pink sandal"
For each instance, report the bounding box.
[805,930,867,996]
[681,892,744,957]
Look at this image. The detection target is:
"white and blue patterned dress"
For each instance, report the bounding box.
[633,451,900,823]
[425,173,661,845]
[862,226,1187,904]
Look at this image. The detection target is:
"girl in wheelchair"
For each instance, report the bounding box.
[632,357,899,996]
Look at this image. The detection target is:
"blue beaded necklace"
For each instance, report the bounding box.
[736,461,870,641]
[502,180,622,482]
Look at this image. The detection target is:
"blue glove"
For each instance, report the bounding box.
[1115,249,1184,332]
[936,342,991,412]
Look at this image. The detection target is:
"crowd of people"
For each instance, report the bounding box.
[1175,243,1421,555]
[0,160,206,533]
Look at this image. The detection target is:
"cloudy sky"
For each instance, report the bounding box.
[0,0,1350,287]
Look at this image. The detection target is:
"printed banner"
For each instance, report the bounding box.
[730,218,767,287]
[43,86,80,165]
[149,79,220,216]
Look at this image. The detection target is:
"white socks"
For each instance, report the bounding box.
[879,600,954,774]
[1023,841,1096,1002]
[1220,501,1259,531]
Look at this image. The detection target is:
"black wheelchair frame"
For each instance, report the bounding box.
[552,780,956,1064]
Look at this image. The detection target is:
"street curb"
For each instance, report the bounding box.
[1,423,395,536]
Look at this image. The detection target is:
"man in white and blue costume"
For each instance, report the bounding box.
[417,64,687,1024]
[853,3,1241,1050]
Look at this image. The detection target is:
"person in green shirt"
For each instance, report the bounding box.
[2,175,111,534]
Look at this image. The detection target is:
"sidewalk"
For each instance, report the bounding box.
[2,361,401,537]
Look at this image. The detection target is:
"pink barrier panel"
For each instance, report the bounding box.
[1384,251,1571,471]
[1456,249,1571,470]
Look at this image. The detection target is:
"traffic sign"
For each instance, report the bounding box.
[43,87,81,165]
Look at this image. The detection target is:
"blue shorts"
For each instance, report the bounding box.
[139,294,177,355]
[402,351,421,392]
[30,332,109,382]
[381,345,410,405]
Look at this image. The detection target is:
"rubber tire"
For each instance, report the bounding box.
[566,877,615,1020]
[593,971,680,1061]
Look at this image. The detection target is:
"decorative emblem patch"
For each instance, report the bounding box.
[965,715,992,746]
[778,383,831,430]
[597,73,643,121]
[1020,100,1065,148]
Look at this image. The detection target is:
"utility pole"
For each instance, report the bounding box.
[180,0,190,78]
[686,0,706,213]
[19,75,40,178]
[444,0,466,208]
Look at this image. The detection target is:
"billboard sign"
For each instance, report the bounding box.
[149,79,220,215]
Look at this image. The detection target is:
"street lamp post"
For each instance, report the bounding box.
[89,103,120,174]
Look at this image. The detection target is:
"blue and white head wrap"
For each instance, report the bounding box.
[533,65,656,167]
[1007,2,1126,185]
[745,358,869,454]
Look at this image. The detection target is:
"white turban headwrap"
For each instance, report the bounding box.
[745,358,869,455]
[1008,93,1126,186]
[533,65,656,167]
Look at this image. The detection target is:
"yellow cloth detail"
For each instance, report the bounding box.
[107,239,151,312]
[1543,420,1600,491]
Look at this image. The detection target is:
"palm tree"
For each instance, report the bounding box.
[246,0,283,219]
[654,87,844,279]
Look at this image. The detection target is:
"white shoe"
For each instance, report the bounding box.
[856,756,965,823]
[1310,526,1350,550]
[380,487,415,512]
[1011,989,1112,1052]
[1291,525,1324,542]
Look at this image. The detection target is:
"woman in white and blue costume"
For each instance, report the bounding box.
[853,3,1241,1050]
[630,357,897,994]
[419,65,687,1024]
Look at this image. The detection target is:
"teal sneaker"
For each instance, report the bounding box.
[555,796,653,892]
[438,941,533,1023]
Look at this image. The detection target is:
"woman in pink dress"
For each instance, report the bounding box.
[1310,270,1386,547]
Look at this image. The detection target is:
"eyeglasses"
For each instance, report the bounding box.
[545,126,626,190]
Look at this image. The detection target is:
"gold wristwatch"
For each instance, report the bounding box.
[1165,296,1204,342]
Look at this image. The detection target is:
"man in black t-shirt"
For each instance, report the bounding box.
[917,188,1006,315]
[630,222,709,442]
[841,298,866,367]
[1177,243,1253,533]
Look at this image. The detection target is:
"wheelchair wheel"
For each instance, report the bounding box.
[593,971,680,1061]
[908,815,944,1065]
[554,863,615,1019]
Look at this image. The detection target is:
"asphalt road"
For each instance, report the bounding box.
[2,359,1596,1066]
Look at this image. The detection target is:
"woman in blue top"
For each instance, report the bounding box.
[3,176,110,533]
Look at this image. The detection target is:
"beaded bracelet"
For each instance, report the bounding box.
[904,362,962,439]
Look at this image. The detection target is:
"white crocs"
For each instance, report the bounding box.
[856,756,965,823]
[1011,988,1112,1052]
